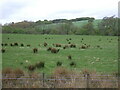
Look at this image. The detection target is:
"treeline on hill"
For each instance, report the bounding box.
[2,16,119,36]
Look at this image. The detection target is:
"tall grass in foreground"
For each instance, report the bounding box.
[2,67,118,88]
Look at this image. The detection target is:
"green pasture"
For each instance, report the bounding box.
[2,34,118,74]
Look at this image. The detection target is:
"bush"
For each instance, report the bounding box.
[53,67,71,77]
[13,68,24,78]
[2,67,13,76]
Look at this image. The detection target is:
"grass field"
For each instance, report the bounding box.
[2,34,118,75]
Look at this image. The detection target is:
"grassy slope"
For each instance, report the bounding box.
[35,19,102,30]
[2,34,118,74]
[73,19,101,29]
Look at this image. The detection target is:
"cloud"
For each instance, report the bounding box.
[0,0,27,18]
[0,0,119,24]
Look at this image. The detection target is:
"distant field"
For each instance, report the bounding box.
[36,19,102,30]
[2,34,118,74]
[73,19,101,29]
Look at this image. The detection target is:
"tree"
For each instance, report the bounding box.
[98,16,118,36]
[81,21,95,35]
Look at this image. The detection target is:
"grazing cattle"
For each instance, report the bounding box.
[27,65,36,71]
[97,45,100,48]
[70,62,76,67]
[80,45,87,49]
[68,42,71,44]
[33,48,38,53]
[51,48,59,53]
[10,43,14,46]
[1,43,8,46]
[68,55,72,60]
[27,44,31,47]
[35,62,45,68]
[63,45,69,49]
[8,38,9,39]
[56,61,62,66]
[1,43,4,46]
[69,38,72,40]
[14,42,18,46]
[87,45,90,48]
[55,44,62,47]
[4,43,8,46]
[82,38,84,40]
[47,47,52,51]
[1,48,5,53]
[44,42,47,47]
[70,44,76,48]
[21,43,24,47]
[66,39,69,41]
[63,46,66,49]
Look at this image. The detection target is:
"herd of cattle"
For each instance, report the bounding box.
[1,37,92,54]
[1,37,119,71]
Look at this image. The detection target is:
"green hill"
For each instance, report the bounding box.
[73,19,101,29]
[35,19,102,30]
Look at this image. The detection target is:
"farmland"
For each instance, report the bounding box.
[2,34,118,75]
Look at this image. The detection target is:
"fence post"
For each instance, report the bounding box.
[42,73,45,87]
[86,73,90,88]
[84,73,90,88]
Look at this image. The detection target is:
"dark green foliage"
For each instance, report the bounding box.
[2,16,119,36]
[98,16,118,36]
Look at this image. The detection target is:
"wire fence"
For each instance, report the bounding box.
[2,73,119,88]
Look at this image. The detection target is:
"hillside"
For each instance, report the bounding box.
[2,16,118,36]
[73,19,101,29]
[35,19,102,30]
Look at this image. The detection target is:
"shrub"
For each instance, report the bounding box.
[13,68,24,78]
[53,67,70,77]
[2,67,13,76]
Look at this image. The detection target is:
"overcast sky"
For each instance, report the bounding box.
[0,0,119,25]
